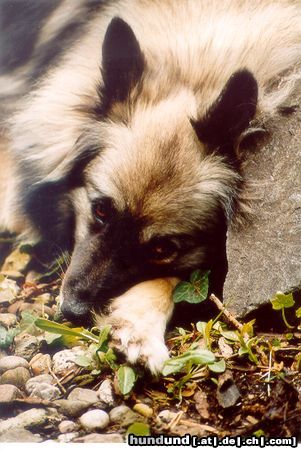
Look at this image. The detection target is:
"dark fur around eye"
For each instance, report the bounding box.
[91,197,114,225]
[148,237,179,261]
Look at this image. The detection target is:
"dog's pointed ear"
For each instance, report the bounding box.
[101,17,144,104]
[191,70,258,153]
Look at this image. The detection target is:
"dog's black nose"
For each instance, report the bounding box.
[60,298,92,326]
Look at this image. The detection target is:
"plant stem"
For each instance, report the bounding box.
[281,308,294,329]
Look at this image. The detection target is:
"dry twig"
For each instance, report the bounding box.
[209,294,243,331]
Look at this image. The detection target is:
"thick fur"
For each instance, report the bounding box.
[1,0,301,372]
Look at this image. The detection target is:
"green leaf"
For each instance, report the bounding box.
[97,325,111,351]
[190,269,202,284]
[19,311,41,336]
[43,332,63,346]
[173,281,195,303]
[173,271,209,304]
[162,349,215,376]
[190,269,210,284]
[196,321,207,334]
[204,319,213,349]
[271,292,295,310]
[196,321,213,348]
[126,422,150,437]
[253,429,265,438]
[117,366,136,395]
[104,348,117,366]
[208,359,226,373]
[219,329,239,341]
[296,307,301,318]
[35,318,99,343]
[241,319,256,337]
[272,338,281,347]
[72,355,93,368]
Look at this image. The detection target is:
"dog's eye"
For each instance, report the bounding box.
[149,239,178,263]
[92,202,108,225]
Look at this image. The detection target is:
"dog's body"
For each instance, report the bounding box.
[1,0,301,372]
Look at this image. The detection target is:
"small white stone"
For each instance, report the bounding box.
[97,379,115,406]
[79,409,109,432]
[26,382,61,401]
[157,409,177,423]
[109,405,132,423]
[57,432,79,443]
[68,387,99,405]
[0,356,29,373]
[52,347,86,376]
[25,374,59,401]
[58,420,76,434]
[0,313,17,328]
[26,374,54,389]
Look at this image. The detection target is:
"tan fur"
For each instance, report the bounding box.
[0,133,27,234]
[3,0,301,237]
[95,277,179,373]
[1,0,301,372]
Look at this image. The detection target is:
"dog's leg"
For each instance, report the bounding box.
[95,277,179,374]
[0,132,30,235]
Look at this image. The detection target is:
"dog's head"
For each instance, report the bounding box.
[23,18,258,323]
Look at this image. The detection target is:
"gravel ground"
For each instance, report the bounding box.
[0,242,300,443]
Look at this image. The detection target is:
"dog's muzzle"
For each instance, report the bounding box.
[60,293,94,325]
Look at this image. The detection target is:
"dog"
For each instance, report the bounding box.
[0,0,300,373]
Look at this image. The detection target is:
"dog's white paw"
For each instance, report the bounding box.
[94,278,178,374]
[110,320,169,375]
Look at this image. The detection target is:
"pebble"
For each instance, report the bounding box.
[25,271,41,283]
[0,428,42,443]
[29,353,51,375]
[25,374,60,400]
[52,347,87,376]
[68,387,100,405]
[26,381,61,401]
[0,355,29,373]
[34,293,53,305]
[26,373,54,386]
[57,432,79,443]
[7,300,23,314]
[157,409,178,424]
[58,420,77,434]
[2,247,31,273]
[0,271,25,283]
[216,370,240,408]
[79,409,110,432]
[133,403,154,418]
[0,367,31,389]
[97,379,115,406]
[0,408,49,434]
[14,333,39,360]
[55,399,91,417]
[109,405,144,427]
[0,278,20,303]
[18,302,55,318]
[0,384,23,402]
[73,433,124,443]
[0,313,17,328]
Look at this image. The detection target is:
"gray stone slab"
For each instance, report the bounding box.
[224,93,301,317]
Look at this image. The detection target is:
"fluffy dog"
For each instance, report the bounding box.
[0,0,300,372]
